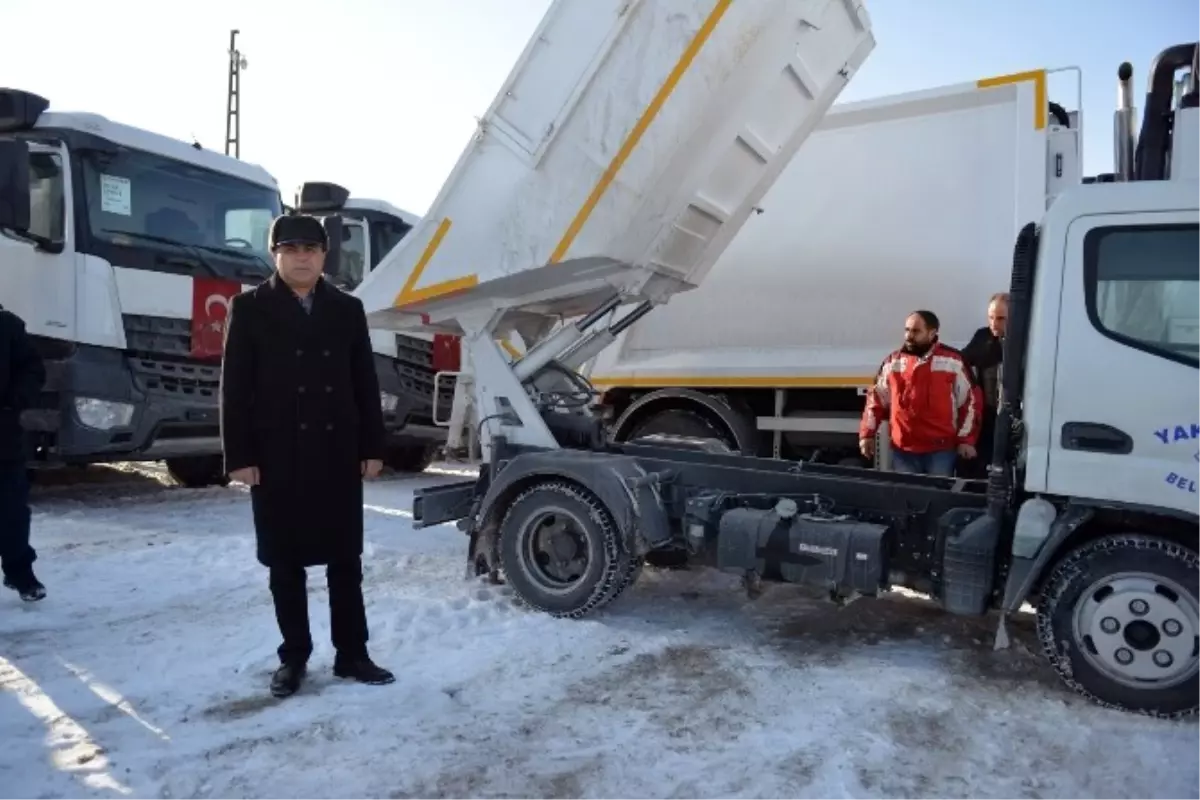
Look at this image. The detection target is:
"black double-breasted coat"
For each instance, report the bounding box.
[219,274,386,568]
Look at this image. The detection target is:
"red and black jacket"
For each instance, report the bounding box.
[859,342,983,454]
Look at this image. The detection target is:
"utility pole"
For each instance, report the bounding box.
[225,30,248,158]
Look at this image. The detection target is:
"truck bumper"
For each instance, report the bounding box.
[23,343,223,465]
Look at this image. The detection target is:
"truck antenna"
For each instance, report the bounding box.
[225,29,248,159]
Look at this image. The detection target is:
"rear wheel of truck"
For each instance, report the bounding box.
[1036,533,1199,718]
[497,480,637,618]
[165,455,230,488]
[384,443,437,473]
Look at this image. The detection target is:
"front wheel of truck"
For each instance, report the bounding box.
[1036,533,1199,718]
[165,455,231,489]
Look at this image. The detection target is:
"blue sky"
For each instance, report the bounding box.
[2,0,1195,215]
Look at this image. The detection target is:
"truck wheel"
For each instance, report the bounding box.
[384,443,437,473]
[625,408,737,452]
[497,481,637,618]
[1036,534,1199,718]
[165,455,230,488]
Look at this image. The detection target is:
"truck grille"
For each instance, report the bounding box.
[122,315,219,402]
[123,314,192,358]
[395,335,455,411]
[128,356,221,402]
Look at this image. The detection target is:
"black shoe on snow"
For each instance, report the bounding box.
[333,656,395,686]
[4,574,46,602]
[270,662,306,698]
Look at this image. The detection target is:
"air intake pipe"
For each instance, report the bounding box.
[1114,62,1136,181]
[1134,42,1198,181]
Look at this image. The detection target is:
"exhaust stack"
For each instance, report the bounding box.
[1114,61,1137,181]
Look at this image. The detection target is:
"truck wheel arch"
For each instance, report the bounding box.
[610,388,759,455]
[1002,500,1199,613]
[467,450,676,581]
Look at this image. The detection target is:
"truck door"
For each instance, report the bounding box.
[1047,211,1199,516]
[0,142,75,340]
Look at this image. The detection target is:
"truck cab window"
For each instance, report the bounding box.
[1085,223,1199,367]
[340,221,367,289]
[29,152,65,242]
[224,208,274,254]
[369,220,410,270]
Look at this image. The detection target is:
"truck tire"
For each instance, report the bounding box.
[165,455,230,488]
[384,443,437,473]
[625,408,740,455]
[615,389,759,455]
[497,480,637,618]
[1036,533,1198,718]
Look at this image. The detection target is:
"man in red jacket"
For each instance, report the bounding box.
[859,310,982,476]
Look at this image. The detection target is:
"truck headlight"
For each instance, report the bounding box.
[380,392,400,413]
[74,397,135,430]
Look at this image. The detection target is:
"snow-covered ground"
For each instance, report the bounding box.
[2,463,1196,800]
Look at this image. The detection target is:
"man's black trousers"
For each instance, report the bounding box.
[268,558,369,665]
[0,461,35,580]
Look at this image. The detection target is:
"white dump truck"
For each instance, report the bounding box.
[582,67,1086,466]
[356,0,1198,718]
[0,90,280,485]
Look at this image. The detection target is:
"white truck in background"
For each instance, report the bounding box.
[584,68,1086,466]
[368,6,1198,717]
[0,92,445,482]
[347,0,1196,713]
[0,89,280,486]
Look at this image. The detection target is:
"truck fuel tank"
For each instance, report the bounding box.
[715,499,891,595]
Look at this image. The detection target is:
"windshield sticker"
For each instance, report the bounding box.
[1153,423,1199,444]
[100,174,132,216]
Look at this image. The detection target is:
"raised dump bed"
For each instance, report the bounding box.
[358,0,876,333]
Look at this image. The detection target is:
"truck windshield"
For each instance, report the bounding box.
[79,146,280,279]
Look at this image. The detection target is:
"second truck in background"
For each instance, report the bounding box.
[583,69,1083,467]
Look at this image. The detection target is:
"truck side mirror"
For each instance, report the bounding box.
[0,139,31,233]
[321,214,344,281]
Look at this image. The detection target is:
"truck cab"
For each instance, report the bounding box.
[0,89,280,486]
[293,182,453,472]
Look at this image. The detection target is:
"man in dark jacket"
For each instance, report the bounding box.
[960,292,1007,478]
[0,304,46,601]
[219,213,394,698]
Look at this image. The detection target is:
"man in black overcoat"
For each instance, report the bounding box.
[219,213,394,698]
[0,303,46,602]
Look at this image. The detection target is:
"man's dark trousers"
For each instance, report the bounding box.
[269,558,370,665]
[0,461,35,582]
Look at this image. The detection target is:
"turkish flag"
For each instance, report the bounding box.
[432,333,461,373]
[191,277,243,359]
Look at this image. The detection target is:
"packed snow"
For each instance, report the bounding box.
[1,462,1196,799]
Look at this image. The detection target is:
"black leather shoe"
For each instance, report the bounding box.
[333,655,395,685]
[270,662,307,698]
[3,573,46,602]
